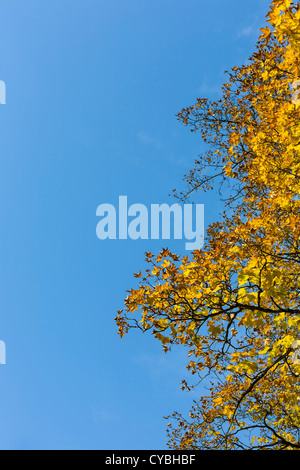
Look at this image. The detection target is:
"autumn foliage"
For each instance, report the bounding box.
[116,0,300,450]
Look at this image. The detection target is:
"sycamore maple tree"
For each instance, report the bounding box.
[116,0,300,450]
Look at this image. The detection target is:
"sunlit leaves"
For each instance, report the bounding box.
[116,0,300,450]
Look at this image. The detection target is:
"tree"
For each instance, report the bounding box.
[116,0,300,450]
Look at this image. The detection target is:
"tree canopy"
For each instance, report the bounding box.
[116,0,300,450]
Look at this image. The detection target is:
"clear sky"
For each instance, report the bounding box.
[0,0,270,450]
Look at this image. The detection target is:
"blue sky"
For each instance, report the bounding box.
[0,0,270,450]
